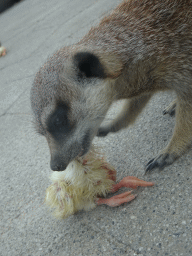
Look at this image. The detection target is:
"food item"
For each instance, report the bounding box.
[45,147,154,218]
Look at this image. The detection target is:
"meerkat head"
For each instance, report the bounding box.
[31,47,122,171]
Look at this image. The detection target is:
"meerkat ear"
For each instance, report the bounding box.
[74,52,106,78]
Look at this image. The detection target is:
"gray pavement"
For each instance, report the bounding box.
[0,1,191,255]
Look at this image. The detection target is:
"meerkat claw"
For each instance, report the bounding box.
[145,153,177,173]
[163,100,176,116]
[145,158,159,173]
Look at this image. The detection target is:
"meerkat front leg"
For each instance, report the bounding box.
[97,94,152,137]
[146,97,192,172]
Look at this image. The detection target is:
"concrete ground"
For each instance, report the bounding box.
[0,0,191,255]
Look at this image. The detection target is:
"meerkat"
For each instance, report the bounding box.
[31,0,192,173]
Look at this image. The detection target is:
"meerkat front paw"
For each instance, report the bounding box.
[145,152,178,173]
[163,100,176,116]
[97,126,111,137]
[97,123,121,137]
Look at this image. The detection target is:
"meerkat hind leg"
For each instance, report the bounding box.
[146,99,192,173]
[97,94,152,137]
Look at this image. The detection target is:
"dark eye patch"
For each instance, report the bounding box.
[47,102,72,139]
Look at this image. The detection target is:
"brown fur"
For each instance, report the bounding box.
[31,0,192,172]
